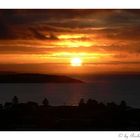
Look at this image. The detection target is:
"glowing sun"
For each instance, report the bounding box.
[71,57,82,66]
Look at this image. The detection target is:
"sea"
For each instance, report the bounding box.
[0,74,140,108]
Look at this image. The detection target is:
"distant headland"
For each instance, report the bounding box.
[0,73,84,83]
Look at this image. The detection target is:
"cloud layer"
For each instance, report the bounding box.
[0,9,140,73]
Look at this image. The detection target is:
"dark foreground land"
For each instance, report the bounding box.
[0,96,140,131]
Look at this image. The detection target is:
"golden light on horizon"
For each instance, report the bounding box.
[71,57,82,66]
[56,40,93,48]
[58,34,84,39]
[58,34,85,39]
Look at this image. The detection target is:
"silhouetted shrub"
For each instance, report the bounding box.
[42,98,49,107]
[107,102,118,110]
[78,98,85,107]
[86,99,98,109]
[119,100,127,110]
[12,96,19,105]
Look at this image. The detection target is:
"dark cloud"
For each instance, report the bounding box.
[0,9,140,58]
[0,9,140,40]
[0,23,58,40]
[29,28,58,40]
[85,25,140,41]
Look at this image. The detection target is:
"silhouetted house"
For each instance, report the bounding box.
[4,102,12,110]
[26,101,39,111]
[17,103,29,112]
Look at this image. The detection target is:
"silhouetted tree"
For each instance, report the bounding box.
[86,99,98,108]
[107,102,118,110]
[42,98,49,107]
[78,98,85,107]
[12,96,19,105]
[86,99,92,106]
[0,97,139,130]
[119,100,127,110]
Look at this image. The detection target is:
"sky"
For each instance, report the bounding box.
[0,9,140,74]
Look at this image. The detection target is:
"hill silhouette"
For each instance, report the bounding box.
[0,73,83,83]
